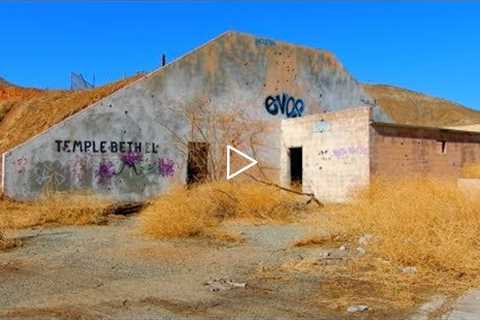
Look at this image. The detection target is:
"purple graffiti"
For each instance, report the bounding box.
[96,160,116,185]
[120,151,143,167]
[333,148,348,159]
[158,158,175,177]
[94,153,176,182]
[332,146,368,159]
[118,151,144,175]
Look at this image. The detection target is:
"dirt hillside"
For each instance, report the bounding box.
[0,74,144,154]
[364,84,480,127]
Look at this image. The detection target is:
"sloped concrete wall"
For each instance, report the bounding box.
[2,31,385,201]
[280,107,372,202]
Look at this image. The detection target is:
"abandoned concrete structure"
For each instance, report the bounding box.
[281,107,480,202]
[1,31,480,202]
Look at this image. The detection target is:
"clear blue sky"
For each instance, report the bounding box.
[1,1,479,109]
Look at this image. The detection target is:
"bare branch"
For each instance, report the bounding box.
[244,173,324,207]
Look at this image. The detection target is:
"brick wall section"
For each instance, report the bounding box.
[371,124,480,179]
[281,107,371,202]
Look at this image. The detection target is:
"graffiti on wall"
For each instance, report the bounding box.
[31,161,70,191]
[332,145,368,159]
[96,160,117,185]
[255,38,276,47]
[54,140,159,154]
[265,93,304,118]
[96,152,176,185]
[14,157,28,174]
[22,140,177,193]
[316,145,368,165]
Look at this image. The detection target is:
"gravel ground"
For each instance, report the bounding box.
[1,217,335,319]
[0,216,460,320]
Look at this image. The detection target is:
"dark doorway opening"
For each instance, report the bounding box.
[289,147,302,188]
[187,142,209,184]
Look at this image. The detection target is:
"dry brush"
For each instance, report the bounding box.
[139,181,303,239]
[302,177,480,306]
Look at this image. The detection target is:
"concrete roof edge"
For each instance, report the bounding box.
[228,30,334,57]
[371,121,480,135]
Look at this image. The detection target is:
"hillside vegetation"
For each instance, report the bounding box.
[364,84,480,127]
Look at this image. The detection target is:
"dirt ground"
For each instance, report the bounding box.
[0,216,428,320]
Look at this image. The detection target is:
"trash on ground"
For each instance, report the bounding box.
[204,278,247,292]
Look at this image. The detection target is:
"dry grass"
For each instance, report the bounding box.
[303,177,480,307]
[139,181,302,239]
[364,84,480,127]
[331,178,480,275]
[287,178,480,312]
[462,163,480,178]
[0,193,113,230]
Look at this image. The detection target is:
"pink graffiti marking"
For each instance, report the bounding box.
[14,157,28,174]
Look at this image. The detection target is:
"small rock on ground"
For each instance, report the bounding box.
[347,305,369,313]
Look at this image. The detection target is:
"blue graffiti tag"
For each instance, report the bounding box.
[255,38,276,47]
[265,93,305,118]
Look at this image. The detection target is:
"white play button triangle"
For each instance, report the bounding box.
[226,145,258,180]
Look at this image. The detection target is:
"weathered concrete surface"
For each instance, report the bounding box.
[2,31,386,201]
[280,107,371,202]
[442,289,480,320]
[409,295,447,320]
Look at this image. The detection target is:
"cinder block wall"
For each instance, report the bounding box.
[370,124,480,179]
[280,107,371,202]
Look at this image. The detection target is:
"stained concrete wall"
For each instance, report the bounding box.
[371,124,480,179]
[280,107,372,202]
[2,31,386,201]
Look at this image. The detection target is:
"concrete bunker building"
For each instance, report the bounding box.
[1,31,480,202]
[281,107,480,202]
